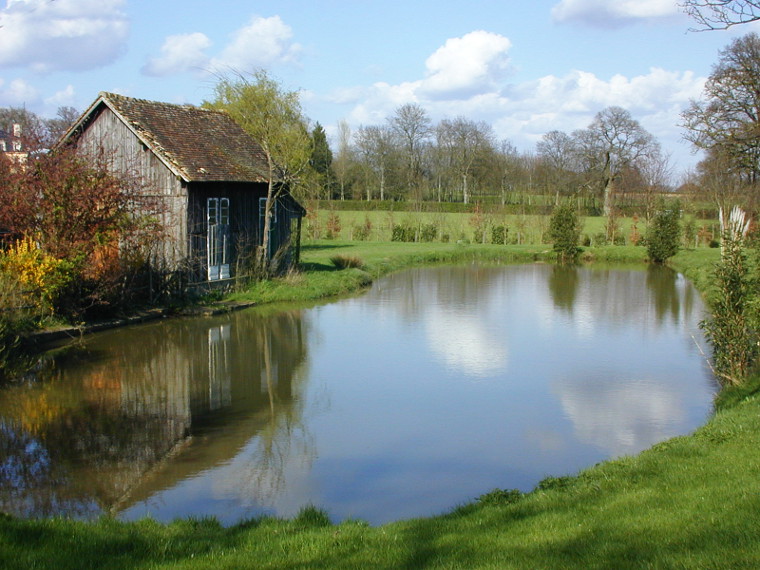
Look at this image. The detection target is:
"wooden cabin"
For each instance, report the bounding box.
[58,92,305,288]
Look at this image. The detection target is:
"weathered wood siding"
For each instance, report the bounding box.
[75,107,189,269]
[187,182,265,281]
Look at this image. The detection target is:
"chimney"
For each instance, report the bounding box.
[12,123,21,138]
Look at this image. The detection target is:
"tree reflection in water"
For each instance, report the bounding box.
[0,306,311,520]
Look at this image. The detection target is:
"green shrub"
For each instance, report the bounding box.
[701,209,757,385]
[419,223,438,242]
[549,203,581,263]
[491,225,508,245]
[391,224,416,242]
[647,201,681,263]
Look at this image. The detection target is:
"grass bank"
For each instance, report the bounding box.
[228,240,657,306]
[6,241,760,569]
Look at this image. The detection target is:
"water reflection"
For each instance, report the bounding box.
[548,265,579,314]
[0,263,717,526]
[0,309,309,521]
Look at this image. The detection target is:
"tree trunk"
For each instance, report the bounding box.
[259,153,276,274]
[603,178,614,217]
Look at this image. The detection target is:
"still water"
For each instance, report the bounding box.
[0,264,716,525]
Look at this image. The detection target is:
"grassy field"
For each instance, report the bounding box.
[6,241,760,569]
[308,210,719,247]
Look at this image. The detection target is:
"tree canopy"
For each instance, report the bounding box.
[682,32,760,207]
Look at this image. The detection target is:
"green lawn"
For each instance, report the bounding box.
[6,241,758,569]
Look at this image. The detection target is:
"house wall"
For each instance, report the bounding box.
[75,107,189,271]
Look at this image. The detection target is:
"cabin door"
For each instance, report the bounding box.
[207,197,231,280]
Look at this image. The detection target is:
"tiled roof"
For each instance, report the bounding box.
[84,92,270,183]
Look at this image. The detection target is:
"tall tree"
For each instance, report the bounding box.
[435,117,495,204]
[635,148,673,221]
[44,106,80,147]
[682,32,760,206]
[388,103,431,201]
[355,124,395,201]
[310,122,333,198]
[681,0,760,30]
[206,70,312,272]
[536,130,579,200]
[574,106,658,216]
[332,120,353,200]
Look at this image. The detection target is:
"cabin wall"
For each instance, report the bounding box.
[75,108,188,270]
[187,182,266,281]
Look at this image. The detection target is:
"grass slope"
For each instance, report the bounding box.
[4,241,756,569]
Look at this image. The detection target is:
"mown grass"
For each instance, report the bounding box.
[5,240,758,569]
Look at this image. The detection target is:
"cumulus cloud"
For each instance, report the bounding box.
[419,31,512,99]
[142,33,213,77]
[143,15,302,77]
[551,0,680,27]
[0,0,129,73]
[210,15,302,72]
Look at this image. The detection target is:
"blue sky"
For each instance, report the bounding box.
[0,0,752,177]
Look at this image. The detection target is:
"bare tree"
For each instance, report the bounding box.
[388,103,431,201]
[682,33,760,200]
[681,0,760,30]
[355,124,395,201]
[574,107,658,216]
[44,106,80,147]
[332,120,353,200]
[536,130,580,201]
[435,117,495,204]
[636,149,673,221]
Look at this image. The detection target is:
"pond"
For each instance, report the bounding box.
[0,263,716,526]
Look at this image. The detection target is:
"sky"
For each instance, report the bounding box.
[0,0,755,179]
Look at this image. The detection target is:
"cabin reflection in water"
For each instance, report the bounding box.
[0,309,308,520]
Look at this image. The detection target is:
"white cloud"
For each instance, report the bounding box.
[552,0,680,27]
[44,84,76,107]
[0,0,129,72]
[0,77,38,105]
[210,15,302,72]
[420,31,512,99]
[142,33,212,77]
[145,15,302,78]
[556,376,684,456]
